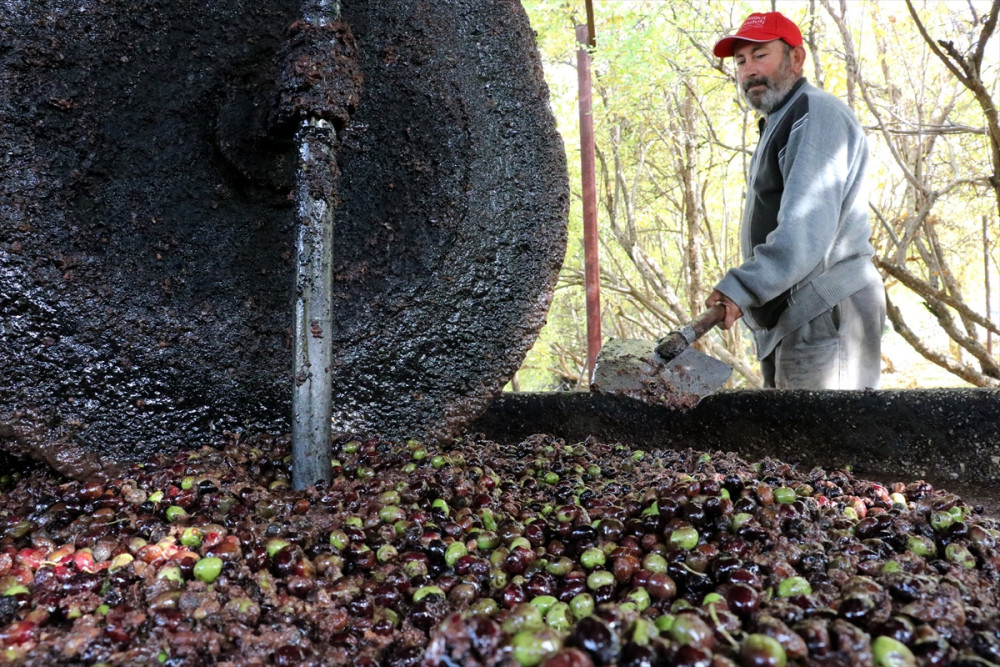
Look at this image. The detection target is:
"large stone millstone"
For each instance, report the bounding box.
[0,0,568,479]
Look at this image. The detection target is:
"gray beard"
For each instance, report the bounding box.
[749,78,795,115]
[741,70,799,116]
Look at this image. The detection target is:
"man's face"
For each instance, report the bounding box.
[733,40,802,115]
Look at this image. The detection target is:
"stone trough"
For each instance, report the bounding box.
[469,389,1000,514]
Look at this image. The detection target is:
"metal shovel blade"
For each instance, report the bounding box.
[590,338,732,408]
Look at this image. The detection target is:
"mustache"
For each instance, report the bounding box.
[742,76,770,92]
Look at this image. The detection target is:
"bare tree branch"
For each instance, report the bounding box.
[876,257,1000,336]
[885,293,1000,386]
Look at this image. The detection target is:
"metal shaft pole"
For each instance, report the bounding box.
[291,0,341,490]
[292,118,336,489]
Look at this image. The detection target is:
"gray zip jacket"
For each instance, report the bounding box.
[716,78,882,360]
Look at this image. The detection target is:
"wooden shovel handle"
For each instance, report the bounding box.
[679,304,727,345]
[655,304,726,361]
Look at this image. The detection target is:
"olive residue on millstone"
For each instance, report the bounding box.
[2,0,568,468]
[2,433,1000,665]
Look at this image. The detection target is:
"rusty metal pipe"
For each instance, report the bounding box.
[576,23,601,383]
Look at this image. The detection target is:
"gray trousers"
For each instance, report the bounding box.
[760,281,886,390]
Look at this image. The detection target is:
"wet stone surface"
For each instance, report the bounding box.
[0,0,568,477]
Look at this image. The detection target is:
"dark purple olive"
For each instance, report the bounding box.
[726,582,759,617]
[795,618,832,659]
[540,648,597,667]
[671,644,712,667]
[878,615,916,646]
[569,616,620,665]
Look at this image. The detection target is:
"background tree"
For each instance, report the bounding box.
[517,0,1000,390]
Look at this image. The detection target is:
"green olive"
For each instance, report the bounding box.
[444,541,468,566]
[193,556,223,583]
[631,617,657,646]
[586,570,615,590]
[109,553,134,573]
[741,633,787,667]
[376,544,398,563]
[471,598,499,616]
[156,564,183,583]
[872,635,916,666]
[165,505,187,522]
[669,526,700,551]
[477,530,500,550]
[511,627,561,667]
[546,556,574,576]
[412,585,445,602]
[642,552,669,573]
[509,536,532,551]
[776,576,812,597]
[379,505,405,523]
[906,535,936,558]
[773,487,796,504]
[503,602,544,634]
[930,511,954,532]
[530,595,559,614]
[544,601,572,631]
[328,530,348,550]
[945,543,976,569]
[569,592,595,619]
[581,547,606,569]
[654,614,675,632]
[180,527,202,548]
[627,586,651,612]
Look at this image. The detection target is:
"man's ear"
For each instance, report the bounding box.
[791,45,807,74]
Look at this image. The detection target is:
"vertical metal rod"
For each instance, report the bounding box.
[576,24,601,383]
[291,0,342,489]
[292,119,336,490]
[290,0,352,489]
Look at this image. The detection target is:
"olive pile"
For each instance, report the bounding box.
[1,431,1000,666]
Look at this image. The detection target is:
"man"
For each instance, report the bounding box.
[709,11,885,389]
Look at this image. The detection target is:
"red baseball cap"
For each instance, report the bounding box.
[713,12,803,58]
